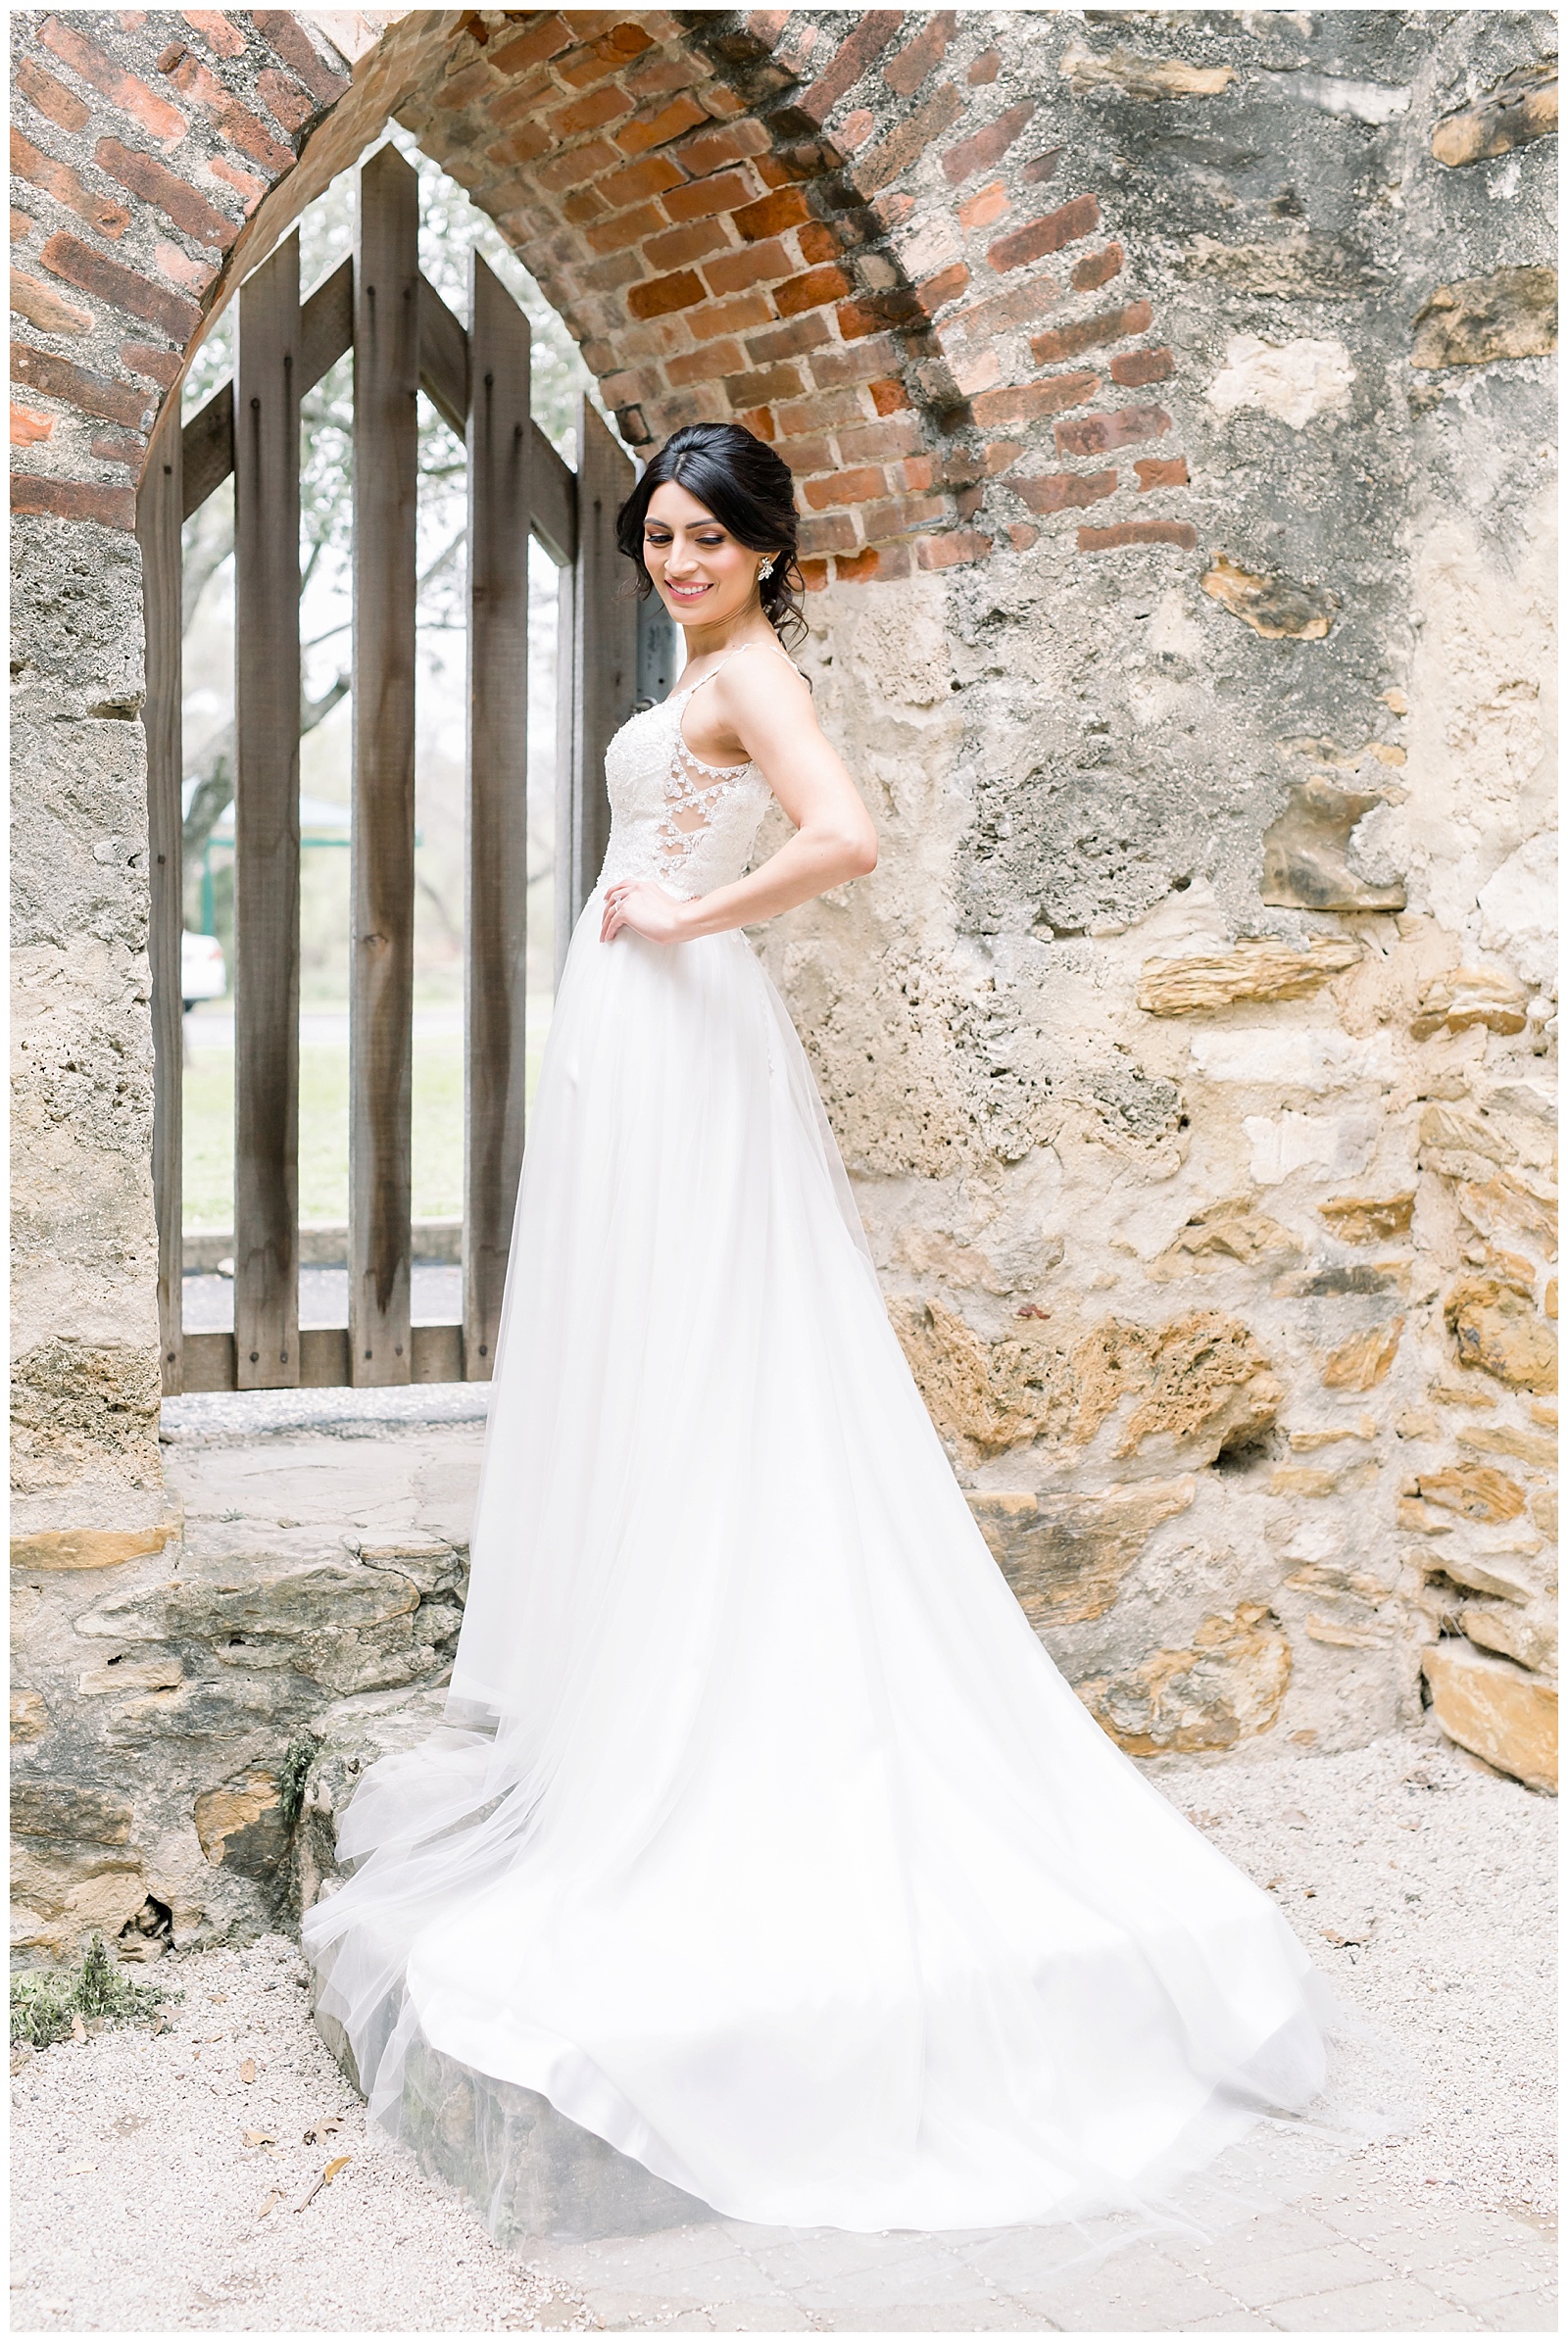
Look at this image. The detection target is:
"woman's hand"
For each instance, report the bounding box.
[600,880,693,946]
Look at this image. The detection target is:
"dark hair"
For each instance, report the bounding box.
[614,421,808,649]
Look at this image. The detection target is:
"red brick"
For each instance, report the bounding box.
[673,119,772,175]
[944,276,1059,347]
[902,454,934,491]
[1023,148,1062,186]
[775,264,854,318]
[250,12,349,105]
[37,16,188,145]
[955,482,984,518]
[1071,243,1123,292]
[957,178,1009,231]
[725,362,805,408]
[667,341,741,387]
[556,24,657,90]
[90,428,144,467]
[856,80,965,197]
[645,218,732,271]
[1030,299,1153,366]
[838,415,921,463]
[989,196,1100,272]
[583,199,665,256]
[615,94,708,156]
[11,404,54,444]
[858,492,946,538]
[798,510,859,554]
[182,9,247,61]
[1008,521,1039,550]
[884,10,956,96]
[663,170,760,224]
[578,246,644,296]
[39,228,198,340]
[155,237,217,295]
[835,291,923,341]
[801,14,905,123]
[13,208,34,243]
[614,401,652,444]
[870,190,916,232]
[488,16,575,76]
[487,73,555,130]
[1111,345,1175,388]
[11,269,93,337]
[968,49,1001,85]
[621,49,707,104]
[549,83,633,138]
[733,186,810,242]
[15,56,90,134]
[869,375,910,415]
[941,98,1035,185]
[561,184,610,224]
[256,67,315,134]
[971,371,1100,427]
[596,153,687,209]
[11,129,131,241]
[983,439,1022,473]
[811,335,903,387]
[161,51,293,170]
[917,527,993,570]
[1054,404,1171,457]
[746,10,791,51]
[208,154,267,210]
[833,546,883,583]
[767,430,832,474]
[917,262,969,316]
[798,223,844,268]
[535,137,622,194]
[754,143,833,190]
[489,123,553,171]
[12,343,152,425]
[1078,520,1198,553]
[96,136,236,249]
[626,268,707,320]
[1011,467,1116,514]
[121,339,181,387]
[732,404,775,438]
[800,556,831,590]
[1135,456,1189,490]
[803,464,887,510]
[705,238,793,297]
[686,290,772,341]
[774,385,864,432]
[745,314,832,364]
[11,472,135,528]
[433,60,500,112]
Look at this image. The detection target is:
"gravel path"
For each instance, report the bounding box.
[10,1731,1555,2333]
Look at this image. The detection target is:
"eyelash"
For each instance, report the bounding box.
[646,532,725,547]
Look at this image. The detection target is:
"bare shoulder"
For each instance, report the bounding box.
[712,642,815,732]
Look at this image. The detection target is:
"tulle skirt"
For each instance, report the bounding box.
[302,884,1343,2234]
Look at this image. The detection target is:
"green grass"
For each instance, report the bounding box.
[11,1934,175,2049]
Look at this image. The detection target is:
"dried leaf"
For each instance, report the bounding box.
[257,2189,284,2220]
[242,2127,276,2148]
[293,2172,326,2214]
[322,2155,352,2184]
[302,2114,344,2143]
[65,2162,97,2176]
[70,2014,87,2043]
[238,2058,257,2083]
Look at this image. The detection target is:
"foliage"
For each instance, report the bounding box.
[10,1934,173,2049]
[277,1731,324,1830]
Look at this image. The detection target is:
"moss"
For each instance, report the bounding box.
[9,1932,175,2050]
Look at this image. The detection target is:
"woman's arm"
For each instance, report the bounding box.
[602,652,876,946]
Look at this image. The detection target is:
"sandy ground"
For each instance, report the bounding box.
[9,1730,1556,2334]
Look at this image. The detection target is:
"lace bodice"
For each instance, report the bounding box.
[597,643,791,903]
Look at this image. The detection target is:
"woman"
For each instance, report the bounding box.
[303,421,1335,2235]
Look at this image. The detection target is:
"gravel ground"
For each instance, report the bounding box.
[9,1729,1555,2333]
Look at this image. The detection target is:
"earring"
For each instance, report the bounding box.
[758,557,775,581]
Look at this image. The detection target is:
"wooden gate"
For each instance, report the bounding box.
[138,145,640,1396]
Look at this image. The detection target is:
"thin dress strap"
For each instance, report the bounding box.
[676,638,803,701]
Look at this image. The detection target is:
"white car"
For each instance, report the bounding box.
[181,930,226,1009]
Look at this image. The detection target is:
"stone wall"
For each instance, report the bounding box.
[9,6,1558,1960]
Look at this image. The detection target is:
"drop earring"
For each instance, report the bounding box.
[758,557,775,581]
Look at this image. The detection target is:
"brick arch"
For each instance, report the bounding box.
[10,8,1195,585]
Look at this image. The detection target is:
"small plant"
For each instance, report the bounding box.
[277,1731,323,1830]
[10,1933,172,2050]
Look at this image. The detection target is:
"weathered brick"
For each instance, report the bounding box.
[11,270,93,337]
[835,290,923,341]
[11,472,135,528]
[733,186,810,241]
[154,237,218,295]
[804,464,886,509]
[1078,519,1198,552]
[255,66,315,135]
[942,98,1036,185]
[1007,520,1039,550]
[1072,243,1124,292]
[40,229,198,340]
[12,343,152,425]
[944,275,1059,345]
[869,375,910,414]
[667,341,739,387]
[433,59,499,113]
[11,129,131,242]
[957,178,1009,230]
[917,526,993,569]
[37,16,188,145]
[488,74,556,131]
[161,50,293,171]
[775,263,854,317]
[208,154,267,209]
[858,491,946,538]
[621,47,708,104]
[1023,147,1062,185]
[89,428,145,468]
[616,94,708,156]
[686,289,772,340]
[856,80,965,197]
[798,509,859,554]
[578,246,644,296]
[250,12,350,105]
[1111,345,1175,387]
[767,430,833,474]
[989,196,1100,272]
[725,361,805,406]
[833,545,883,583]
[556,24,657,91]
[181,10,250,59]
[811,335,902,387]
[562,183,612,226]
[489,123,554,171]
[596,152,687,209]
[917,261,969,316]
[1135,455,1189,490]
[626,268,707,320]
[968,49,1001,85]
[1055,403,1171,456]
[838,415,922,463]
[799,555,831,589]
[645,218,732,271]
[121,339,180,387]
[673,119,771,175]
[774,384,865,433]
[96,136,237,249]
[488,16,575,76]
[664,169,760,223]
[1012,467,1117,513]
[1031,299,1153,366]
[15,55,91,134]
[613,401,652,443]
[983,439,1023,473]
[955,482,984,518]
[583,199,666,256]
[745,313,831,365]
[549,83,633,139]
[800,14,905,124]
[971,371,1100,427]
[884,10,956,97]
[11,403,55,444]
[536,138,622,194]
[705,238,793,296]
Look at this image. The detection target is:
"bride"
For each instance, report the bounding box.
[303,421,1335,2235]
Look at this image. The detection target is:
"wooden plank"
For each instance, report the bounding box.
[417,271,469,437]
[412,1323,464,1383]
[565,395,636,939]
[529,422,576,567]
[300,1326,351,1388]
[464,255,532,1384]
[136,394,185,1396]
[232,232,302,1391]
[553,541,577,992]
[349,143,419,1388]
[181,1331,237,1391]
[180,263,352,521]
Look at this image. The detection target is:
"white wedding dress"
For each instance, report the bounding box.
[302,641,1339,2235]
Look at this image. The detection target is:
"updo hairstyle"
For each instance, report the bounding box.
[614,420,808,649]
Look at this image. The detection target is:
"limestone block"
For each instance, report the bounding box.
[1459,1601,1557,1679]
[1456,1422,1558,1471]
[1431,67,1558,166]
[891,1297,1073,1453]
[1114,1312,1281,1466]
[193,1770,287,1879]
[1318,1194,1415,1244]
[1137,936,1360,1013]
[971,1480,1194,1629]
[1415,1465,1527,1525]
[1454,1171,1557,1253]
[11,1338,162,1500]
[12,1779,134,1844]
[1190,1027,1394,1092]
[1411,967,1530,1041]
[1411,268,1557,368]
[1446,1276,1558,1392]
[1245,1109,1377,1186]
[1204,335,1354,430]
[11,1526,177,1574]
[1201,556,1339,641]
[1059,41,1235,98]
[1421,1640,1557,1792]
[1151,1198,1300,1280]
[1321,1319,1403,1391]
[11,1689,49,1744]
[1477,834,1557,993]
[1260,778,1405,910]
[1079,1605,1292,1756]
[11,1840,149,1962]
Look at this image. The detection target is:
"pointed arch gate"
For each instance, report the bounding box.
[138,144,642,1397]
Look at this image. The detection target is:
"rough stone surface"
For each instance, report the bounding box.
[1421,1638,1558,1793]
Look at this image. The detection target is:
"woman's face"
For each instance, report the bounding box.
[642,480,767,629]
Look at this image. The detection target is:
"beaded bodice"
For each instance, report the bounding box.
[596,644,789,903]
